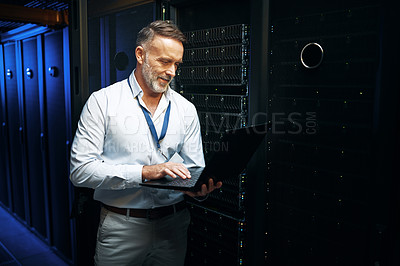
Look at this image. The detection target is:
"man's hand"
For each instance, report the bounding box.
[142,162,191,181]
[182,178,222,198]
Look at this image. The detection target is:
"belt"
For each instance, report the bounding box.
[103,201,187,220]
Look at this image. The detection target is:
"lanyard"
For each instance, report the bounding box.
[128,77,171,160]
[137,97,171,152]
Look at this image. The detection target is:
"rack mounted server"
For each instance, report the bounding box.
[177,24,250,266]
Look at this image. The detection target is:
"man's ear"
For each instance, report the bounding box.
[135,46,145,65]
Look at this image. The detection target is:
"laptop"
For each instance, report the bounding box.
[139,123,269,191]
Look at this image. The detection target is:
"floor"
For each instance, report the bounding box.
[0,205,69,266]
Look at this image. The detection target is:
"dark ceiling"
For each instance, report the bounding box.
[0,0,69,33]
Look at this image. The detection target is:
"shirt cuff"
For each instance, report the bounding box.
[122,164,144,187]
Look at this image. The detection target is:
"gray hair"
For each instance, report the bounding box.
[136,20,186,47]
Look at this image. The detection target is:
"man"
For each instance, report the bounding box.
[69,20,222,266]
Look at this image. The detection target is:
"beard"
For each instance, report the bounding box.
[141,59,171,94]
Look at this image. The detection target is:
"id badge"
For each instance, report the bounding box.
[169,152,184,163]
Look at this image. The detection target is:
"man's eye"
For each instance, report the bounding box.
[161,60,169,65]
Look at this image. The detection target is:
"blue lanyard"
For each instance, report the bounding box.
[136,97,171,150]
[127,77,171,159]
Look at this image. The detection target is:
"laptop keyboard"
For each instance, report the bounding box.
[165,177,197,186]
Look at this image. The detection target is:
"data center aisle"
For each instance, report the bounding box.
[0,205,69,266]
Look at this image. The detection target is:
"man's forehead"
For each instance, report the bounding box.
[147,35,183,50]
[146,36,184,60]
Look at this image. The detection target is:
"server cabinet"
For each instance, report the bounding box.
[177,23,250,266]
[264,1,394,265]
[21,36,48,239]
[187,204,246,266]
[43,29,72,259]
[0,25,73,263]
[3,42,26,221]
[169,1,400,265]
[0,44,11,209]
[170,1,252,264]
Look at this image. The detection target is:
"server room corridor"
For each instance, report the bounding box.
[1,1,400,266]
[0,206,68,265]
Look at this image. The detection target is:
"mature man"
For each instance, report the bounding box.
[70,20,221,266]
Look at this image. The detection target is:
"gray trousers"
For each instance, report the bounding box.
[94,206,191,266]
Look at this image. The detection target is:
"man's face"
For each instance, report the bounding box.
[140,35,184,94]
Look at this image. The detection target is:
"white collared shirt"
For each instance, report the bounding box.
[69,70,205,208]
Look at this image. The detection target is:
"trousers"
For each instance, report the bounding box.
[94,205,191,266]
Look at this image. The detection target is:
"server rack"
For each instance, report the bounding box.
[265,1,399,265]
[171,1,400,266]
[0,23,74,264]
[0,44,11,209]
[174,23,250,265]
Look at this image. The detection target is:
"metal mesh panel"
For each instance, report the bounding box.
[265,4,380,265]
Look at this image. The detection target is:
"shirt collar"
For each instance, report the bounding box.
[129,70,172,120]
[128,69,172,102]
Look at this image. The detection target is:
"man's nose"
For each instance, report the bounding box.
[165,64,176,77]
